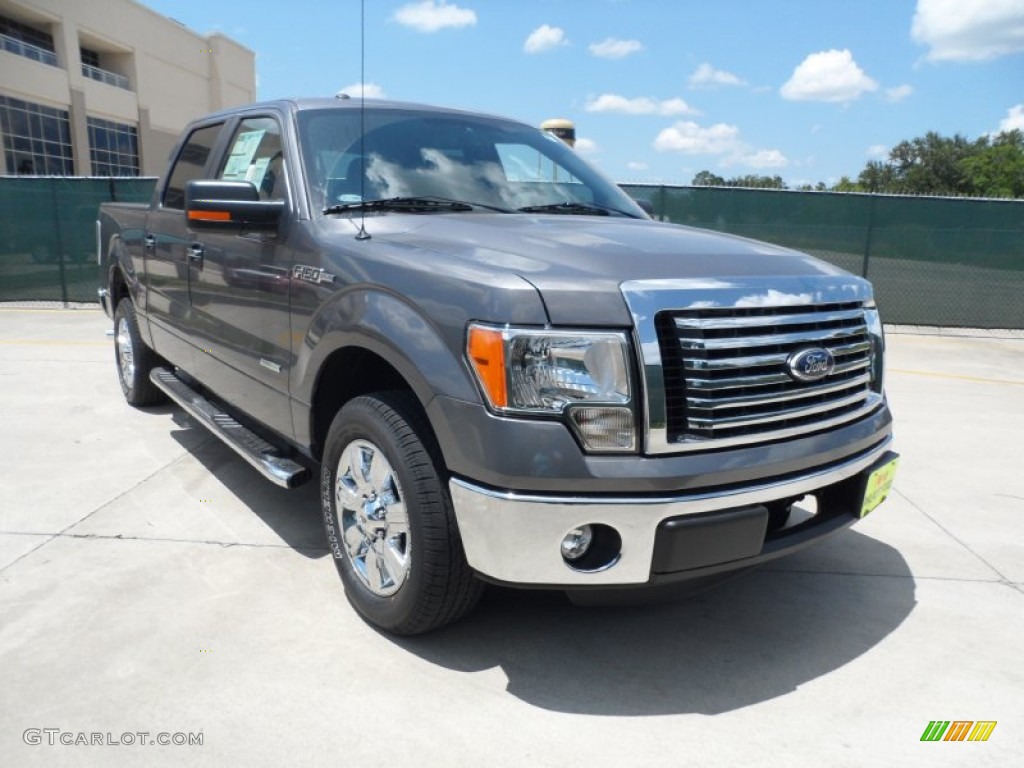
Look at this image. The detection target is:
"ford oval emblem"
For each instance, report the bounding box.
[787,347,835,382]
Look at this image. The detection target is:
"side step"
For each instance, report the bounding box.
[150,367,310,489]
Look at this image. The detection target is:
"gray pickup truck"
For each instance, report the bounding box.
[99,97,898,634]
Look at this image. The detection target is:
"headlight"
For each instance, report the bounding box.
[467,324,636,452]
[864,302,885,394]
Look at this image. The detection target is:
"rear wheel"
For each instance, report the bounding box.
[321,392,483,635]
[113,299,165,406]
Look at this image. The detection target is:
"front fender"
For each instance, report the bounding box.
[292,285,481,410]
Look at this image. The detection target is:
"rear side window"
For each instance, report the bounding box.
[163,123,224,209]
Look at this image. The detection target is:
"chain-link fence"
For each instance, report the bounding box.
[622,184,1024,329]
[2,178,1022,328]
[0,176,156,304]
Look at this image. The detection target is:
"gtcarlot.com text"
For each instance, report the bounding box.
[23,729,203,746]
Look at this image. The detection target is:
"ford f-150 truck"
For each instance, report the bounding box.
[98,97,898,635]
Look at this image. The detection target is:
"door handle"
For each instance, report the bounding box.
[144,234,156,250]
[188,243,204,266]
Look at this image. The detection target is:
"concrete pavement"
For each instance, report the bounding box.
[1,307,1021,767]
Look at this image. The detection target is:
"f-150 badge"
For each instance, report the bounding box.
[293,265,336,285]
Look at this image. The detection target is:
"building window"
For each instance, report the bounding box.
[79,45,131,90]
[0,14,57,66]
[87,117,139,176]
[0,96,73,175]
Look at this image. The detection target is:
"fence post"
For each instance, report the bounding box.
[861,193,877,279]
[658,185,667,222]
[49,178,70,307]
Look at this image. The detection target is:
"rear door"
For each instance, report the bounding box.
[145,121,227,366]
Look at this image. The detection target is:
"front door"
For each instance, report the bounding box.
[186,115,295,438]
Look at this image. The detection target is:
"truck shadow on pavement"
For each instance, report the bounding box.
[169,415,328,558]
[391,532,916,716]
[167,413,915,716]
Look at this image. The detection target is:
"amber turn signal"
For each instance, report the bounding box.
[467,325,507,408]
[187,210,231,222]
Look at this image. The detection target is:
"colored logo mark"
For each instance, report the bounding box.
[920,720,997,742]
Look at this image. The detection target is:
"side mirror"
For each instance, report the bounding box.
[185,180,284,231]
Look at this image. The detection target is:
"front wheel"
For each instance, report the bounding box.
[113,299,165,406]
[321,392,483,635]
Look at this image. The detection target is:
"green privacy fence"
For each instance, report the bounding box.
[2,177,1022,328]
[622,184,1024,329]
[0,176,156,304]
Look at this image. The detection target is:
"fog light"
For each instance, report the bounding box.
[560,525,594,561]
[569,406,635,452]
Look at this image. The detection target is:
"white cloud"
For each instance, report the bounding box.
[589,37,644,59]
[524,24,568,54]
[586,94,698,116]
[627,161,649,171]
[737,149,789,169]
[654,121,742,154]
[997,104,1024,132]
[392,1,476,33]
[574,137,599,155]
[885,84,914,103]
[866,144,889,159]
[654,121,788,169]
[780,49,879,103]
[912,0,1024,61]
[337,82,386,99]
[688,62,747,88]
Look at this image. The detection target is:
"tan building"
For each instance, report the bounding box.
[0,0,254,176]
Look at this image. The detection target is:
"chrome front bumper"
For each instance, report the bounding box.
[449,437,893,586]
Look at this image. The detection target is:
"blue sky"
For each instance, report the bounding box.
[141,0,1024,186]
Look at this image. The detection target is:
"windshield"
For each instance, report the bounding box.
[297,107,645,217]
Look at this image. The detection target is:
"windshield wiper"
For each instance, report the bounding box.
[517,201,638,217]
[324,196,511,215]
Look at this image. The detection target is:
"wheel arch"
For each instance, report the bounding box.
[310,346,430,462]
[297,287,481,463]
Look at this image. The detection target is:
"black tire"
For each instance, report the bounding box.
[113,298,166,406]
[321,392,483,635]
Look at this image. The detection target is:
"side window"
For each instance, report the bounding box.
[218,117,286,201]
[495,142,582,185]
[163,123,224,209]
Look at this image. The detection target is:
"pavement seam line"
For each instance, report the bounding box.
[0,529,328,554]
[888,368,1024,387]
[0,437,217,575]
[763,567,1001,584]
[893,487,1024,597]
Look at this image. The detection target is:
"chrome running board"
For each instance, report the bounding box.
[150,367,310,489]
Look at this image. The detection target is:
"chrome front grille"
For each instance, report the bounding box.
[658,302,876,445]
[620,277,885,455]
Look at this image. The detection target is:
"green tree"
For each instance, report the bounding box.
[727,174,786,189]
[692,170,725,186]
[888,131,974,195]
[857,160,898,193]
[960,130,1024,198]
[831,176,861,193]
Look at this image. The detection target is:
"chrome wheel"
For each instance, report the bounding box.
[335,439,411,597]
[116,316,135,388]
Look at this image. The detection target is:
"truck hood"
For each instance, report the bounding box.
[355,213,859,326]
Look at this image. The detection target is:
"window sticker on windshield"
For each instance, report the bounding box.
[222,129,266,180]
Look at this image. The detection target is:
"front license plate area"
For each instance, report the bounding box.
[860,455,899,518]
